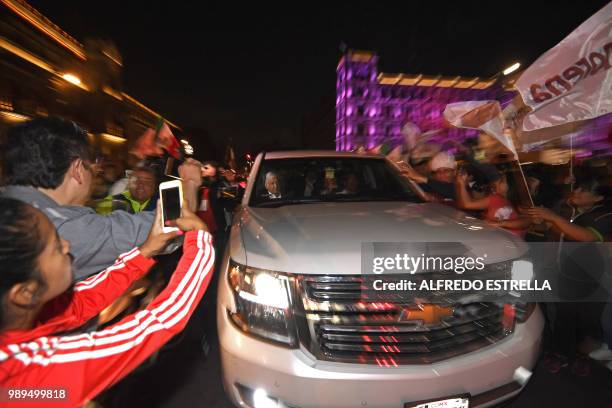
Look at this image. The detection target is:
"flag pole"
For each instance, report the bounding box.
[504,126,534,208]
[516,157,534,207]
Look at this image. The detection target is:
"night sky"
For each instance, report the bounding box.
[29,0,609,160]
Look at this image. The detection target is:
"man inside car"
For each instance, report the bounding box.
[263,171,282,199]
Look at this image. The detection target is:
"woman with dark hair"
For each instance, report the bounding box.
[0,197,214,406]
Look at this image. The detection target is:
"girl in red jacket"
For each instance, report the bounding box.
[0,197,214,407]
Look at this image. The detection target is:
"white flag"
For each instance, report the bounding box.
[443,100,517,158]
[515,2,612,131]
[401,122,421,150]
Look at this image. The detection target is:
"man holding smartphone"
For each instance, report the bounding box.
[2,117,203,281]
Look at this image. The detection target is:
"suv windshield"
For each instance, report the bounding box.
[250,157,420,207]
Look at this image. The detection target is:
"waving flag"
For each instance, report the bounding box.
[443,100,518,158]
[155,120,182,159]
[131,119,182,159]
[515,2,612,131]
[130,128,163,159]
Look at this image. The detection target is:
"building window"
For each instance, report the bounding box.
[354,67,369,80]
[357,124,364,136]
[383,105,391,118]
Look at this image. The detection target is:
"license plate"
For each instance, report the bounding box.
[406,396,469,408]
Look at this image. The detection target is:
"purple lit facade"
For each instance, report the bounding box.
[336,50,612,156]
[336,51,514,151]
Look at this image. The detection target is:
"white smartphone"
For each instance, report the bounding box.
[159,180,183,233]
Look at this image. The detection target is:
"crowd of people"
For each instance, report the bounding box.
[0,117,243,406]
[397,139,612,376]
[0,116,610,406]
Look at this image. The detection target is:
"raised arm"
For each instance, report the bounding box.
[2,227,213,406]
[38,208,180,331]
[455,172,490,210]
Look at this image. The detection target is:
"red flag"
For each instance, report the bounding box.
[130,128,164,159]
[130,120,182,159]
[156,121,182,159]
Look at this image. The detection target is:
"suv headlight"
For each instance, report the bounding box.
[227,260,297,346]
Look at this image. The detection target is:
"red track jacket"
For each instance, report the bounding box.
[0,230,215,407]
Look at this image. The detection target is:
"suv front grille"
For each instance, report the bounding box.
[296,273,514,366]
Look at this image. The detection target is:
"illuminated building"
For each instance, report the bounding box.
[335,50,515,151]
[0,0,180,162]
[336,50,612,156]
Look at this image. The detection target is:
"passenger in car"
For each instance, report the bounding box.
[338,172,360,194]
[303,169,319,197]
[263,171,282,199]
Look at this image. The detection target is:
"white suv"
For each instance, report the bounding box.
[217,150,543,408]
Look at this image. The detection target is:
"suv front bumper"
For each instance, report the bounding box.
[218,302,543,408]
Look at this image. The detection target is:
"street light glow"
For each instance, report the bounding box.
[62,73,82,85]
[503,62,520,76]
[181,139,189,144]
[101,133,127,143]
[0,111,30,123]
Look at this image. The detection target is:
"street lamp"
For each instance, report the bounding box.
[503,62,521,76]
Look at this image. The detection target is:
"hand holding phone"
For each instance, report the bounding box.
[139,205,182,258]
[159,180,183,233]
[174,207,207,232]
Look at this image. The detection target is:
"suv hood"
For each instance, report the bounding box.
[233,201,527,275]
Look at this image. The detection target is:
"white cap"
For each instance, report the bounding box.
[429,152,457,171]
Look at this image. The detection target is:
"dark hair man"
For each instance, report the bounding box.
[2,117,202,280]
